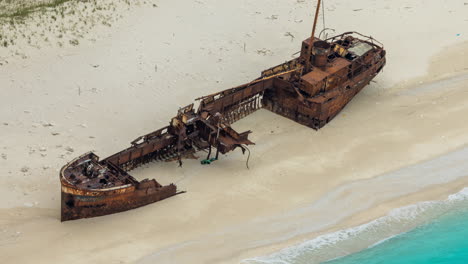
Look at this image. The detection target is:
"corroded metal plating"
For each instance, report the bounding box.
[61,28,386,221]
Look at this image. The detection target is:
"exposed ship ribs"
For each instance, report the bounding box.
[60,15,386,220]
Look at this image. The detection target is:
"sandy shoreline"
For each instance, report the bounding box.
[239,175,468,264]
[133,67,468,264]
[1,1,468,263]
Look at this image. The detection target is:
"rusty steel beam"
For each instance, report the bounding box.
[305,0,322,72]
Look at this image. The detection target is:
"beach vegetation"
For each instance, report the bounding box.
[0,0,149,61]
[0,0,73,20]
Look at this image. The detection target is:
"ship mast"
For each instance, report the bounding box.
[305,0,322,72]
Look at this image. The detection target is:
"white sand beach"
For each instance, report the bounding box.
[1,0,468,263]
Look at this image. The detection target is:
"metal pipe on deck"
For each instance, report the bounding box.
[305,0,322,72]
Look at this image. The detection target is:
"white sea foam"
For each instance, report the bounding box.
[368,234,399,248]
[242,188,468,264]
[448,187,468,201]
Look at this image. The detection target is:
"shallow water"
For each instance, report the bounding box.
[243,188,468,264]
[326,201,468,264]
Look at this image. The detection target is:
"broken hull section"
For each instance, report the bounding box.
[263,59,385,129]
[60,153,179,221]
[61,182,177,221]
[60,32,386,221]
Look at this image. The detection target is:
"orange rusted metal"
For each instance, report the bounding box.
[61,8,386,221]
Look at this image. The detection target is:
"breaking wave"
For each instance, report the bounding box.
[242,188,468,264]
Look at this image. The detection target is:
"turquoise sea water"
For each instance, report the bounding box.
[243,188,468,264]
[326,204,468,264]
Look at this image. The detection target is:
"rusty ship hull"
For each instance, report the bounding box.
[60,153,179,221]
[61,27,386,220]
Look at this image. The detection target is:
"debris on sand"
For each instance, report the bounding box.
[20,166,30,173]
[284,32,295,41]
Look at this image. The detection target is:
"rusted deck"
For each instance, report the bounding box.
[61,31,386,221]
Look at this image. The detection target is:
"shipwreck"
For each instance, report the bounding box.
[60,0,386,221]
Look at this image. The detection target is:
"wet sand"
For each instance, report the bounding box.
[0,1,468,263]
